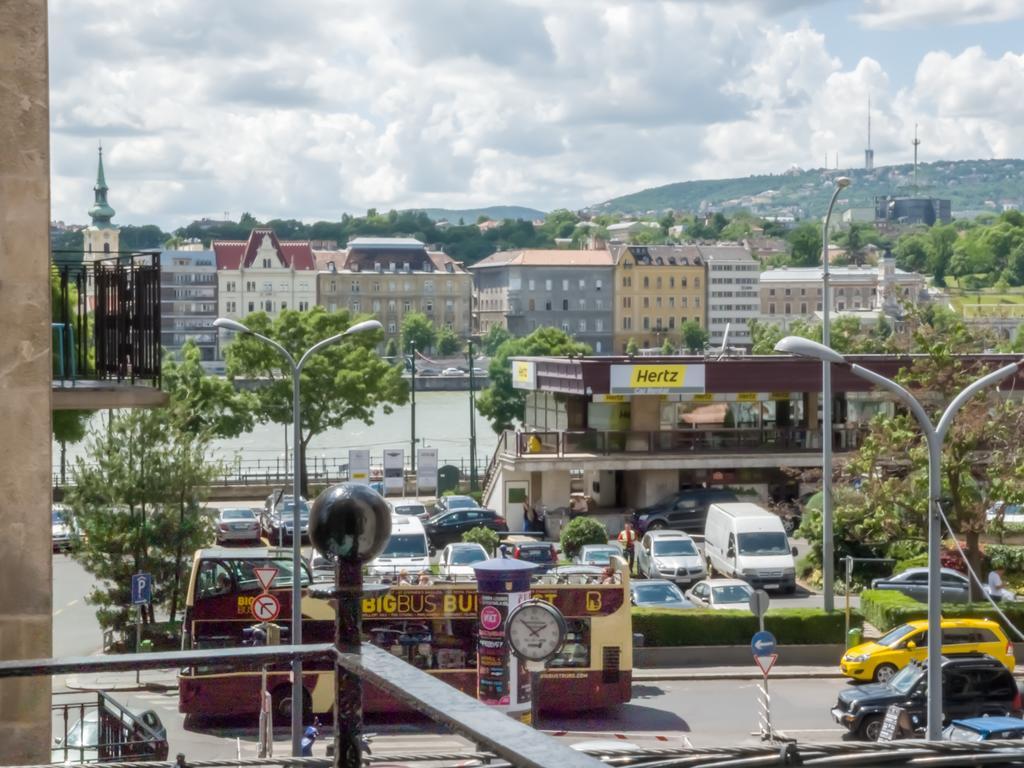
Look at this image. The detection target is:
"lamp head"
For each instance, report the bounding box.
[213,317,251,334]
[344,319,383,337]
[835,176,852,189]
[773,336,848,365]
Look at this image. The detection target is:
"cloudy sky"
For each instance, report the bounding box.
[49,0,1024,229]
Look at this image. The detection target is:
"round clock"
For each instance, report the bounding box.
[506,599,567,663]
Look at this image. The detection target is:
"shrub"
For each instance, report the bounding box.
[462,526,499,555]
[986,545,1024,574]
[560,517,609,559]
[893,554,928,573]
[860,588,1024,633]
[632,608,858,646]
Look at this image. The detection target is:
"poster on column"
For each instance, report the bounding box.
[416,448,438,494]
[348,449,371,485]
[382,449,405,496]
[477,590,530,713]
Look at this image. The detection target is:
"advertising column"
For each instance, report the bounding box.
[471,559,539,723]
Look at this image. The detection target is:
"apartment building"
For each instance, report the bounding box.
[317,237,472,345]
[160,249,218,366]
[611,244,706,352]
[470,249,615,353]
[703,244,760,348]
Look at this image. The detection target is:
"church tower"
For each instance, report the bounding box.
[83,143,119,264]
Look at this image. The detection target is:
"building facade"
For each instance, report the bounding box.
[214,228,317,342]
[317,237,472,345]
[703,244,760,348]
[470,249,615,353]
[611,244,706,352]
[160,249,218,366]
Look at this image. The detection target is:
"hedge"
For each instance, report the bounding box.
[860,589,1024,633]
[632,608,860,646]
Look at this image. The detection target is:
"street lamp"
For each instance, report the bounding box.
[775,335,1024,740]
[214,315,382,755]
[821,175,851,613]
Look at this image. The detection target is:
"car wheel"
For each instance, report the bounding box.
[873,663,898,684]
[647,521,667,531]
[858,714,884,741]
[271,685,311,722]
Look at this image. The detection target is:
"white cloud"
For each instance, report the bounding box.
[854,0,1024,29]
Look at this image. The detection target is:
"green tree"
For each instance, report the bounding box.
[53,410,91,487]
[224,308,408,495]
[401,312,437,354]
[625,337,639,355]
[660,337,674,354]
[436,326,463,356]
[462,525,500,555]
[384,338,399,359]
[788,223,822,267]
[928,224,957,287]
[560,517,609,560]
[481,324,512,355]
[475,327,589,433]
[680,319,709,353]
[161,340,255,439]
[748,318,820,355]
[893,233,932,273]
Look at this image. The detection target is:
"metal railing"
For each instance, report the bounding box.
[52,251,162,387]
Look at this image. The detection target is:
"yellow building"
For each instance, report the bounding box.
[612,244,706,353]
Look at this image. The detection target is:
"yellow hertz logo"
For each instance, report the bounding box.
[629,365,685,388]
[514,362,532,382]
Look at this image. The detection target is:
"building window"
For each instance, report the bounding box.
[545,300,552,311]
[387,322,397,334]
[643,276,650,289]
[528,279,535,290]
[681,277,688,288]
[694,277,701,289]
[769,288,776,296]
[281,301,287,310]
[578,278,585,290]
[561,322,570,333]
[656,297,662,308]
[669,277,675,288]
[373,281,381,292]
[262,258,271,268]
[578,319,586,332]
[669,296,675,307]
[595,319,603,332]
[226,281,236,292]
[643,297,650,309]
[769,303,776,314]
[299,301,309,311]
[528,299,535,311]
[226,301,236,313]
[425,280,434,293]
[785,303,791,314]
[656,277,662,289]
[404,300,411,312]
[785,288,791,296]
[695,297,700,307]
[800,302,807,313]
[562,279,569,291]
[578,298,586,310]
[562,299,569,310]
[596,341,603,353]
[372,300,381,312]
[545,279,552,291]
[330,280,337,292]
[681,297,688,308]
[642,317,650,330]
[248,301,255,312]
[352,301,361,312]
[351,280,360,293]
[425,300,434,313]
[596,279,602,291]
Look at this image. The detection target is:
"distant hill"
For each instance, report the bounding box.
[591,159,1024,219]
[417,205,546,223]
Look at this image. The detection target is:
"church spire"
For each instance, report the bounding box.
[88,142,116,228]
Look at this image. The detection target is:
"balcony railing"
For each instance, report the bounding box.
[501,426,868,458]
[52,251,162,387]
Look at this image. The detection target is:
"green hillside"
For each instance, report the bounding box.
[418,205,546,223]
[592,159,1024,219]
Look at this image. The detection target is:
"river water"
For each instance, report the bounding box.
[55,391,500,475]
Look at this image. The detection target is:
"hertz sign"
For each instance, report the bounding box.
[609,363,705,395]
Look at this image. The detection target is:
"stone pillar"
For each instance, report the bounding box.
[0,0,53,763]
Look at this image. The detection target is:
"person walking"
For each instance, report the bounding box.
[617,521,638,574]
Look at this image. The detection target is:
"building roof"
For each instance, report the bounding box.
[699,244,755,262]
[317,242,467,275]
[760,266,922,283]
[613,244,704,267]
[213,228,316,271]
[160,249,215,266]
[347,236,425,250]
[470,249,614,269]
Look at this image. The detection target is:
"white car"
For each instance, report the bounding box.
[685,578,754,610]
[574,543,623,566]
[636,530,706,585]
[438,542,489,579]
[441,367,464,376]
[52,504,77,551]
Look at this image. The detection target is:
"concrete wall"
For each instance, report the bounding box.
[623,469,678,509]
[0,0,53,761]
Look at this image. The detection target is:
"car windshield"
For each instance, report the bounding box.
[518,546,553,562]
[878,624,918,647]
[888,663,924,695]
[394,505,425,516]
[712,585,752,603]
[449,548,487,565]
[584,548,618,563]
[737,531,789,555]
[445,497,476,510]
[229,558,310,588]
[379,534,428,558]
[52,510,66,524]
[65,716,98,747]
[279,500,310,517]
[223,509,254,520]
[633,583,685,604]
[653,540,697,556]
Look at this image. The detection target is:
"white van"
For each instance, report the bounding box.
[367,514,431,579]
[704,502,796,593]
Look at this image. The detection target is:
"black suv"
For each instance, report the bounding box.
[633,488,738,534]
[832,654,1021,741]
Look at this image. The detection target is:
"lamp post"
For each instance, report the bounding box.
[214,316,382,755]
[410,342,416,475]
[468,336,478,491]
[775,335,1024,740]
[820,175,851,613]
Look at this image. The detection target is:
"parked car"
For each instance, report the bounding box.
[632,488,739,534]
[870,567,971,603]
[388,497,429,520]
[987,501,1024,525]
[630,579,696,609]
[434,495,479,515]
[215,507,260,544]
[441,367,463,376]
[438,542,489,579]
[704,502,797,593]
[574,543,623,566]
[831,654,1022,741]
[636,531,706,585]
[510,541,558,572]
[840,617,1014,683]
[367,515,431,578]
[53,705,168,763]
[417,367,440,376]
[943,716,1024,742]
[471,367,486,376]
[261,495,311,545]
[424,508,508,548]
[685,578,754,610]
[52,504,77,552]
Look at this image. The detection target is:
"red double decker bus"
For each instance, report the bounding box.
[177,547,632,720]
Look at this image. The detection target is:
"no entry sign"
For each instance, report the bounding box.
[252,593,281,622]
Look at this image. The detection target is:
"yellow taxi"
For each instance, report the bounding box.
[840,618,1015,683]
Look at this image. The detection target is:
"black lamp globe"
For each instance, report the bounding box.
[309,483,392,564]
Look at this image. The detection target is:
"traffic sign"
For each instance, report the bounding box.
[253,566,278,592]
[754,653,778,676]
[751,630,776,656]
[748,589,770,617]
[252,593,281,622]
[131,573,153,605]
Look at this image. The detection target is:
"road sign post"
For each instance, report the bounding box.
[751,627,778,741]
[131,573,153,685]
[748,589,770,632]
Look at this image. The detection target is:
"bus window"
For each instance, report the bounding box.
[549,619,590,669]
[224,558,310,592]
[197,561,233,598]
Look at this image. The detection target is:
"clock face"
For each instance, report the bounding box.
[507,601,566,662]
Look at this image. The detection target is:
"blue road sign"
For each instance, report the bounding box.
[751,630,776,656]
[131,573,153,605]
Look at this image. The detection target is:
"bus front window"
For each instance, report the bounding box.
[197,561,233,598]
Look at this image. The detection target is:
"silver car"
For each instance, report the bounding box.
[636,531,706,585]
[870,567,971,603]
[215,508,260,544]
[574,543,624,566]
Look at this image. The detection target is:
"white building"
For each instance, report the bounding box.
[702,244,760,348]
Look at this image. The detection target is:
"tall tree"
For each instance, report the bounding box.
[223,308,408,495]
[400,312,437,354]
[53,410,91,487]
[481,324,512,356]
[788,223,822,267]
[680,319,709,353]
[436,326,463,356]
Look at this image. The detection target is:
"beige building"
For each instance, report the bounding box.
[316,237,472,345]
[612,244,706,352]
